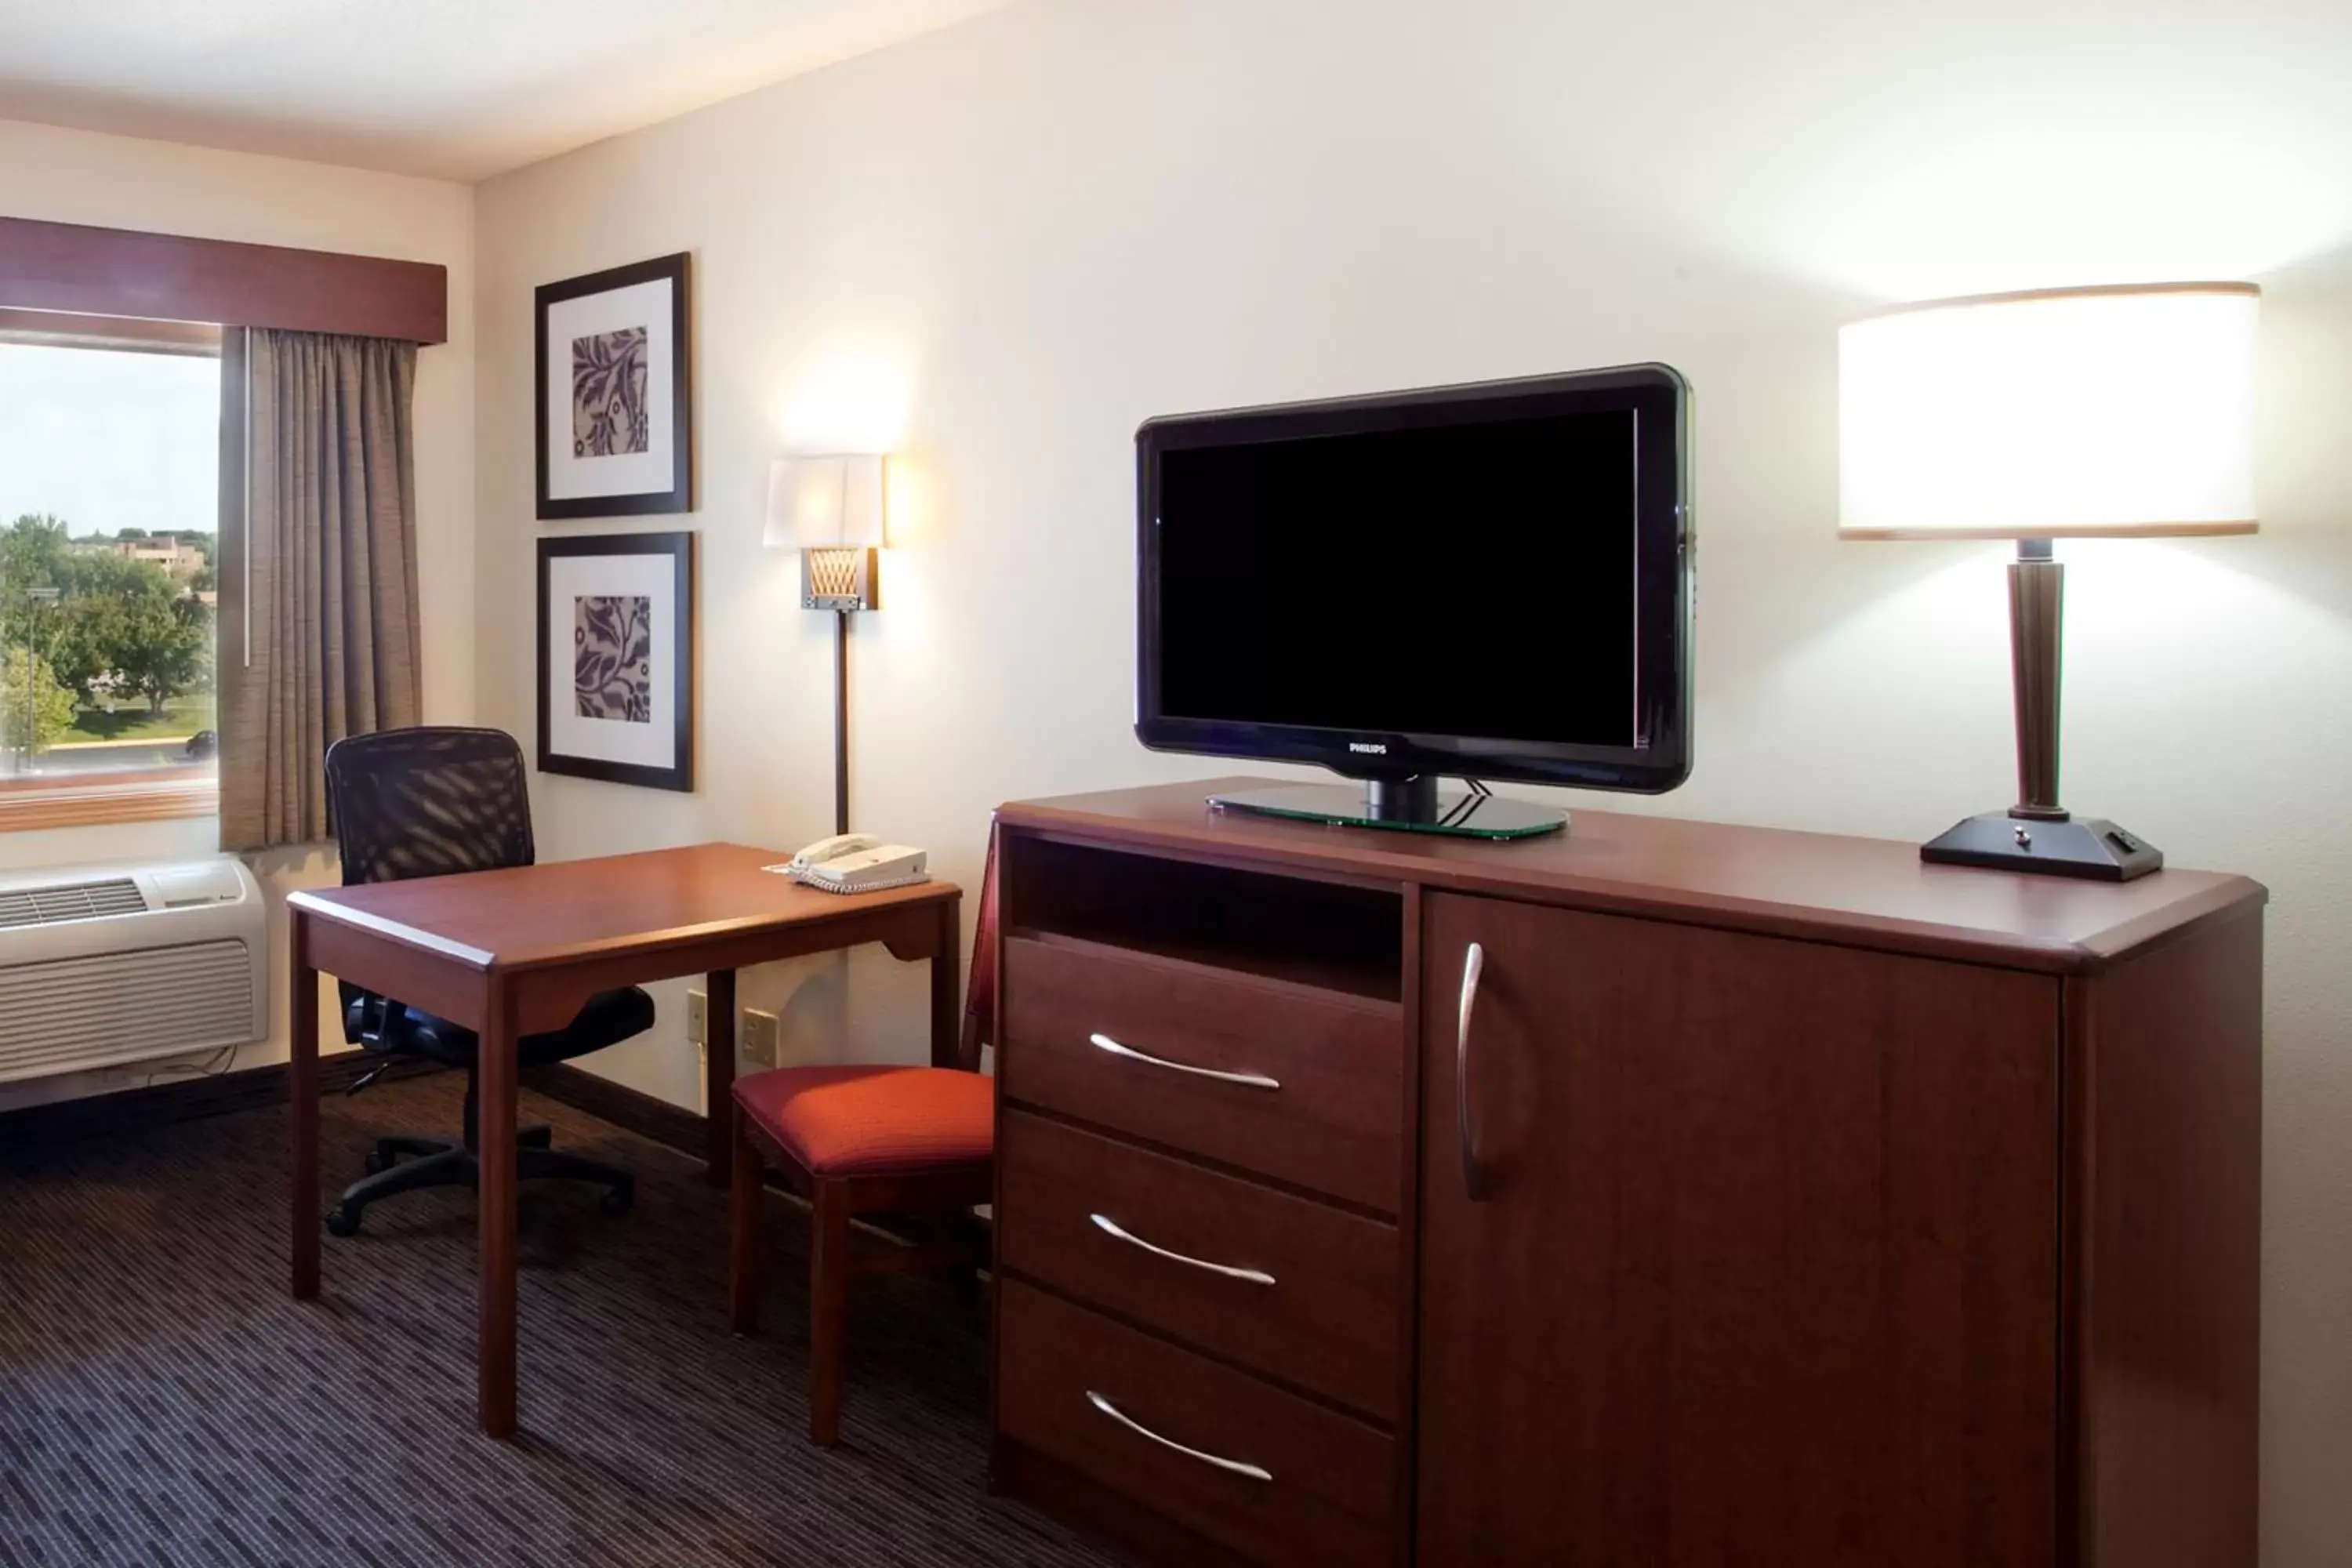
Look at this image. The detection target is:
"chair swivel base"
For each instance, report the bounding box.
[327,1127,636,1236]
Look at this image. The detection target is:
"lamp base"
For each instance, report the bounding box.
[1920,811,2163,882]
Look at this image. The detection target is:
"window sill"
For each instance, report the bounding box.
[0,768,218,833]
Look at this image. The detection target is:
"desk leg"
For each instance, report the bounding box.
[478,977,520,1439]
[932,895,962,1070]
[289,909,319,1300]
[706,968,737,1186]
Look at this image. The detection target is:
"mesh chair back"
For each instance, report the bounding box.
[323,728,535,1045]
[323,727,535,888]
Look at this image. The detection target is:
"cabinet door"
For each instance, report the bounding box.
[1417,893,2060,1568]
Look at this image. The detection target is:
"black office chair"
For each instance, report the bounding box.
[321,726,653,1237]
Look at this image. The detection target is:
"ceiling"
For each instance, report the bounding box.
[0,0,1014,182]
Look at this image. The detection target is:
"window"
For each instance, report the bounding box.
[0,318,220,827]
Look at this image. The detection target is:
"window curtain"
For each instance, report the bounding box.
[217,328,423,851]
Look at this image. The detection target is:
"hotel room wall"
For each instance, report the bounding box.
[468,3,2352,1560]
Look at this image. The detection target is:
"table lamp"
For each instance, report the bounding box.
[1838,281,2259,881]
[766,453,886,834]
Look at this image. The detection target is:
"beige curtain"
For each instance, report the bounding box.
[217,328,423,851]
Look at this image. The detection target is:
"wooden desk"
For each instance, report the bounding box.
[285,841,963,1439]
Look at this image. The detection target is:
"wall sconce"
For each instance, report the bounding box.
[766,453,887,833]
[767,453,885,611]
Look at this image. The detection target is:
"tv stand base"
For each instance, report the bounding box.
[1207,780,1567,840]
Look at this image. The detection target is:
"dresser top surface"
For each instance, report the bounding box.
[998,779,2266,975]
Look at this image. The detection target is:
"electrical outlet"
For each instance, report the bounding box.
[686,989,706,1052]
[743,1007,781,1069]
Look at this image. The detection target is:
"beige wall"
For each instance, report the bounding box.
[0,117,477,1111]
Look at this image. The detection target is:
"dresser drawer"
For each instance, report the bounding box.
[1000,934,1403,1211]
[1000,1111,1398,1421]
[999,1279,1395,1567]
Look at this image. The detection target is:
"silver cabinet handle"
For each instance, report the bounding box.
[1090,1213,1276,1287]
[1089,1031,1279,1091]
[1086,1389,1272,1482]
[1457,942,1486,1201]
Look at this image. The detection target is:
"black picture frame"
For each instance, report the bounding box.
[536,532,696,792]
[535,252,692,519]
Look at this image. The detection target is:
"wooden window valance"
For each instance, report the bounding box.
[0,216,446,344]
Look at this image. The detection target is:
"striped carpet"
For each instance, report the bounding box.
[0,1074,1116,1567]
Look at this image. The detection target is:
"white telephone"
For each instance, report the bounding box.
[773,833,931,895]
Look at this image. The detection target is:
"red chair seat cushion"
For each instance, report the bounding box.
[733,1065,993,1178]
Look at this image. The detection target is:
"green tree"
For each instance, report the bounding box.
[2,517,74,735]
[184,530,219,593]
[114,594,209,715]
[49,551,153,703]
[63,579,209,716]
[2,514,71,579]
[37,550,209,713]
[0,645,80,755]
[1,517,215,719]
[49,597,116,705]
[2,515,71,638]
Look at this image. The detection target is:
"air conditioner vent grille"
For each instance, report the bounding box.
[0,877,147,931]
[0,938,256,1085]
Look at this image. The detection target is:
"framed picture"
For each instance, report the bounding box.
[535,252,691,518]
[536,532,695,791]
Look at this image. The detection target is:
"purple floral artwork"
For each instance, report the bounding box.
[573,594,652,722]
[572,327,650,456]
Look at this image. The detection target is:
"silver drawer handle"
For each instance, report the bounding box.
[1090,1213,1276,1287]
[1085,1389,1272,1482]
[1457,941,1486,1202]
[1089,1031,1279,1091]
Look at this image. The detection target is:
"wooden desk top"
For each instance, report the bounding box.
[288,841,960,973]
[999,778,2266,976]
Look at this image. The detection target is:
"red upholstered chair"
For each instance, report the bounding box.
[728,833,999,1446]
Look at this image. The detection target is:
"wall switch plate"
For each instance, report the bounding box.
[743,1007,781,1069]
[686,989,706,1051]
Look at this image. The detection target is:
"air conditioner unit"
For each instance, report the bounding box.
[0,858,267,1085]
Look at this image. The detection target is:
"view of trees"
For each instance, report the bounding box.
[1,514,216,758]
[0,646,81,753]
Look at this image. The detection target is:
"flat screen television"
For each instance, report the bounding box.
[1135,365,1691,838]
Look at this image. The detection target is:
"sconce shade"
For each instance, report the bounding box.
[1838,283,2259,539]
[765,454,886,550]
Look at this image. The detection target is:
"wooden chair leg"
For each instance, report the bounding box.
[729,1112,762,1334]
[808,1178,851,1447]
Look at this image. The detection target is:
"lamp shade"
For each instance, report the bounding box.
[1839,283,2259,539]
[764,454,885,550]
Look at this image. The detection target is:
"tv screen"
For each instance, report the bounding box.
[1137,365,1690,796]
[1159,409,1638,748]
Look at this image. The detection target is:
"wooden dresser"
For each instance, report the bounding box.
[988,779,2263,1568]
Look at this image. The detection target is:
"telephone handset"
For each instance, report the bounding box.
[771,833,931,895]
[786,833,884,872]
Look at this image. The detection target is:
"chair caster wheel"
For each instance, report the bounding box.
[363,1149,390,1175]
[600,1183,635,1216]
[325,1203,364,1237]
